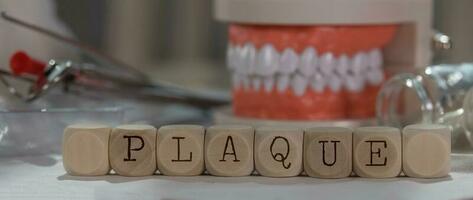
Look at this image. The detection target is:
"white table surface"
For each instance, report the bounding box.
[1,154,472,200]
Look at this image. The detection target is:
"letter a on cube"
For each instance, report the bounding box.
[205,125,254,176]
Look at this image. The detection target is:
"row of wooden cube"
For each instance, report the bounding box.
[63,124,450,178]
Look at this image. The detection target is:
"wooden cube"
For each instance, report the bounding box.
[109,124,157,176]
[353,126,401,178]
[402,124,451,178]
[62,124,111,176]
[205,125,254,176]
[255,126,303,177]
[304,127,352,178]
[157,125,205,176]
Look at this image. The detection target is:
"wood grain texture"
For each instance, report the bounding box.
[353,126,401,178]
[255,126,303,177]
[109,124,157,176]
[157,125,205,176]
[304,127,352,178]
[205,125,254,176]
[62,124,111,176]
[402,124,451,178]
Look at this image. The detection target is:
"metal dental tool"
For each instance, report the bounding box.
[0,12,230,108]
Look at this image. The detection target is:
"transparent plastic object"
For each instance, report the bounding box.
[377,63,473,148]
[0,107,124,157]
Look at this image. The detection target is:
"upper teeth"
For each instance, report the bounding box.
[335,54,350,77]
[279,48,298,74]
[319,52,336,76]
[368,49,383,71]
[298,47,318,77]
[351,52,368,76]
[255,44,279,76]
[228,43,384,93]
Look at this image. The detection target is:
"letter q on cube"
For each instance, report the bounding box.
[255,126,303,177]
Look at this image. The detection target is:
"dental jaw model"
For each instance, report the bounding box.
[215,0,433,124]
[229,25,395,119]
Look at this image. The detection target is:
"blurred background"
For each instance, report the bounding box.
[0,0,471,93]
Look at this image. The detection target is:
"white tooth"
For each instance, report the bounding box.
[231,73,241,89]
[276,74,290,92]
[298,47,317,77]
[319,52,336,76]
[234,46,247,74]
[368,48,383,70]
[241,75,251,90]
[255,44,279,76]
[235,43,256,74]
[226,45,236,70]
[243,43,257,74]
[336,54,350,76]
[310,73,326,92]
[279,48,298,74]
[291,74,308,96]
[344,74,364,92]
[327,74,342,92]
[263,76,274,93]
[351,52,368,75]
[252,77,262,91]
[366,69,384,85]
